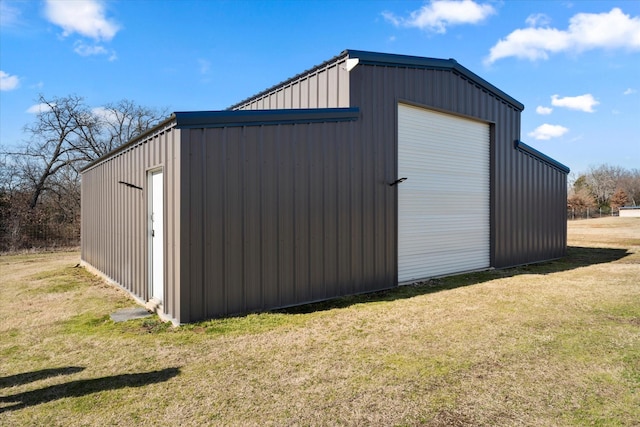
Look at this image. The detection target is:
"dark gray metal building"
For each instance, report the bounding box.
[81,50,569,324]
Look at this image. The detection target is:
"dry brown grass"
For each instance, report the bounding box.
[1,218,638,426]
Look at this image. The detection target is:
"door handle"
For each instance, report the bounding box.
[389,177,407,186]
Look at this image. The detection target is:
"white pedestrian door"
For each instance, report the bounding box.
[397,103,490,283]
[149,170,164,302]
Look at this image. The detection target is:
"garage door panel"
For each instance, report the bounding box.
[398,104,490,283]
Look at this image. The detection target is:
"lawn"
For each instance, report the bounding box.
[1,218,639,426]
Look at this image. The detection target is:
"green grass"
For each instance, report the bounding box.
[0,218,639,426]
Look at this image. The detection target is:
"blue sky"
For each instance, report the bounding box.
[1,0,639,174]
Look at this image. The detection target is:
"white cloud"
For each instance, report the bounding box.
[536,106,553,115]
[74,41,107,56]
[528,124,569,140]
[44,0,119,41]
[0,71,20,91]
[623,88,637,95]
[486,8,640,64]
[73,40,117,61]
[92,106,120,124]
[0,1,21,28]
[26,103,55,114]
[525,13,551,27]
[383,0,495,34]
[551,94,599,112]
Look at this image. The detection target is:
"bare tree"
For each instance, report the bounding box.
[585,164,627,208]
[0,94,167,250]
[90,99,169,158]
[9,95,97,209]
[2,94,168,210]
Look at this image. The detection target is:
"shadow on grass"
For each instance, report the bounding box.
[0,367,180,413]
[276,246,631,315]
[0,367,85,389]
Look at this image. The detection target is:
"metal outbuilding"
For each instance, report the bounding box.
[81,50,570,324]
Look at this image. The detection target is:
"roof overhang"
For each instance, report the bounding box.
[174,108,359,129]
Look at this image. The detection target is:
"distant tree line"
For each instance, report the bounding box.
[568,164,640,216]
[0,94,167,251]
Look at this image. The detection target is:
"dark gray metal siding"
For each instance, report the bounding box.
[81,122,183,323]
[230,55,350,110]
[177,119,394,322]
[493,144,568,267]
[347,63,567,274]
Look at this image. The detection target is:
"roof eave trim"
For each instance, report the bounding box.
[175,108,359,129]
[515,140,570,174]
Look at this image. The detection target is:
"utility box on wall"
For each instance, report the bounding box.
[81,50,569,324]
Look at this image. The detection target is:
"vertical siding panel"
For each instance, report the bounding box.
[224,127,244,314]
[339,65,349,108]
[359,69,373,293]
[261,127,280,309]
[323,124,338,298]
[336,121,352,296]
[523,154,530,262]
[318,71,328,108]
[293,124,311,302]
[309,74,318,108]
[516,151,523,264]
[284,87,292,109]
[300,78,309,109]
[244,126,262,312]
[328,64,338,107]
[292,82,300,108]
[205,128,225,317]
[375,66,389,286]
[309,124,324,300]
[124,151,131,293]
[276,89,284,109]
[164,132,171,309]
[189,129,204,321]
[278,125,295,306]
[175,129,189,322]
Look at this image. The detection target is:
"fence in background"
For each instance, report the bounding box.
[568,207,621,220]
[0,221,80,253]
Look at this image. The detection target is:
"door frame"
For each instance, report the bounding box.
[396,102,491,283]
[147,167,164,304]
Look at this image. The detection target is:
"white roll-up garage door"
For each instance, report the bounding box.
[398,103,490,283]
